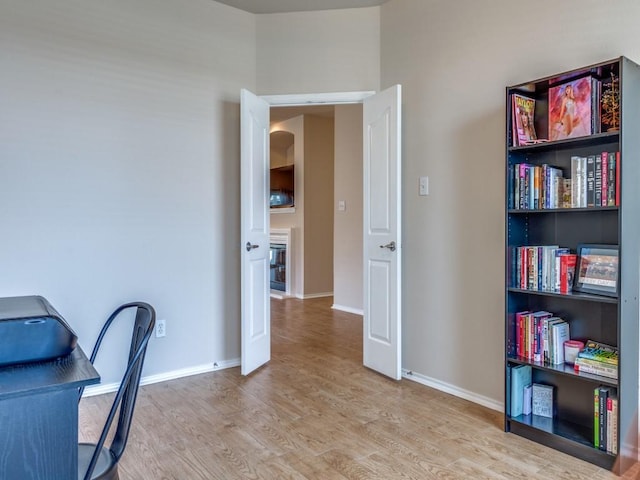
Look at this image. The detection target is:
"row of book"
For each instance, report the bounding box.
[569,153,620,208]
[574,340,619,380]
[511,73,619,147]
[508,151,619,210]
[509,245,576,293]
[512,311,570,364]
[509,364,554,418]
[594,386,618,454]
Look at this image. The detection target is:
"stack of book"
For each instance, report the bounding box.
[509,245,576,293]
[512,311,570,365]
[569,153,620,208]
[574,340,618,380]
[594,386,618,454]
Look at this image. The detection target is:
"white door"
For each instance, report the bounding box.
[363,85,402,380]
[240,89,270,375]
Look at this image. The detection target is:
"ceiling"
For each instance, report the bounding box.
[215,0,387,14]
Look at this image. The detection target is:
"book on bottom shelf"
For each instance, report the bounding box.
[510,364,532,417]
[532,383,554,418]
[594,386,618,453]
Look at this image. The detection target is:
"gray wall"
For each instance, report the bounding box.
[0,0,255,385]
[4,0,640,409]
[380,0,640,405]
[333,104,363,312]
[256,7,380,94]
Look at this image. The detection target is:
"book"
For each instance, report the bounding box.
[532,311,552,362]
[549,319,570,364]
[561,177,572,208]
[607,151,615,207]
[586,155,595,207]
[553,247,571,292]
[599,387,610,451]
[510,364,532,417]
[594,387,600,449]
[595,154,602,207]
[615,151,621,206]
[609,394,618,454]
[512,94,537,146]
[523,384,532,415]
[574,358,618,380]
[558,254,577,294]
[532,383,554,418]
[578,340,618,366]
[549,76,595,141]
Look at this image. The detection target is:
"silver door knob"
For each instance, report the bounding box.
[245,242,259,252]
[379,241,396,252]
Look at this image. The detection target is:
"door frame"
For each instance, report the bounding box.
[261,90,402,375]
[262,91,375,107]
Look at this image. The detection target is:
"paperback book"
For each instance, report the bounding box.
[578,340,618,366]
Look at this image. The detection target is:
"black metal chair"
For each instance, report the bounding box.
[78,302,156,480]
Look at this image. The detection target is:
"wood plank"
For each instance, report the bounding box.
[79,297,636,479]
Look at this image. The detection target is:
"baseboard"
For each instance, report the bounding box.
[300,292,333,299]
[331,304,364,316]
[402,368,503,413]
[82,358,241,397]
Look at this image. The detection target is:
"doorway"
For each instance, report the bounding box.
[269,104,364,315]
[241,87,402,379]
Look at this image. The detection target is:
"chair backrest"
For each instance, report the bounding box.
[80,302,155,480]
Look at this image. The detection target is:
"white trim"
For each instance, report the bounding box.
[81,359,240,398]
[300,292,333,299]
[331,304,364,316]
[270,291,293,299]
[261,91,375,107]
[402,368,503,413]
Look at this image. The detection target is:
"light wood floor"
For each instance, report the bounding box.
[79,297,640,479]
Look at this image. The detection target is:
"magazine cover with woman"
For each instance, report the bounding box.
[548,76,594,141]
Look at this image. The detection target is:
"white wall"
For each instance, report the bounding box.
[0,0,255,385]
[381,0,640,405]
[256,7,380,95]
[333,104,363,312]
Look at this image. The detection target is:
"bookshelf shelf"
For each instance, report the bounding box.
[509,416,615,470]
[504,57,640,475]
[507,206,619,214]
[507,288,619,304]
[508,131,619,153]
[507,357,618,388]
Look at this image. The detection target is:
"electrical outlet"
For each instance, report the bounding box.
[155,319,166,338]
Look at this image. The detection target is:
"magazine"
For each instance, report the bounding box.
[548,76,594,141]
[512,93,537,146]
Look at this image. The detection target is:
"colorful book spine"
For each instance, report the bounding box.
[578,340,618,366]
[594,387,600,449]
[601,152,608,206]
[595,154,603,207]
[599,387,610,451]
[574,360,618,380]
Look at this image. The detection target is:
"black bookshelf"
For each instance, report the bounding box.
[504,57,640,475]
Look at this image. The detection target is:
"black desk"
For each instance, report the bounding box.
[0,347,100,480]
